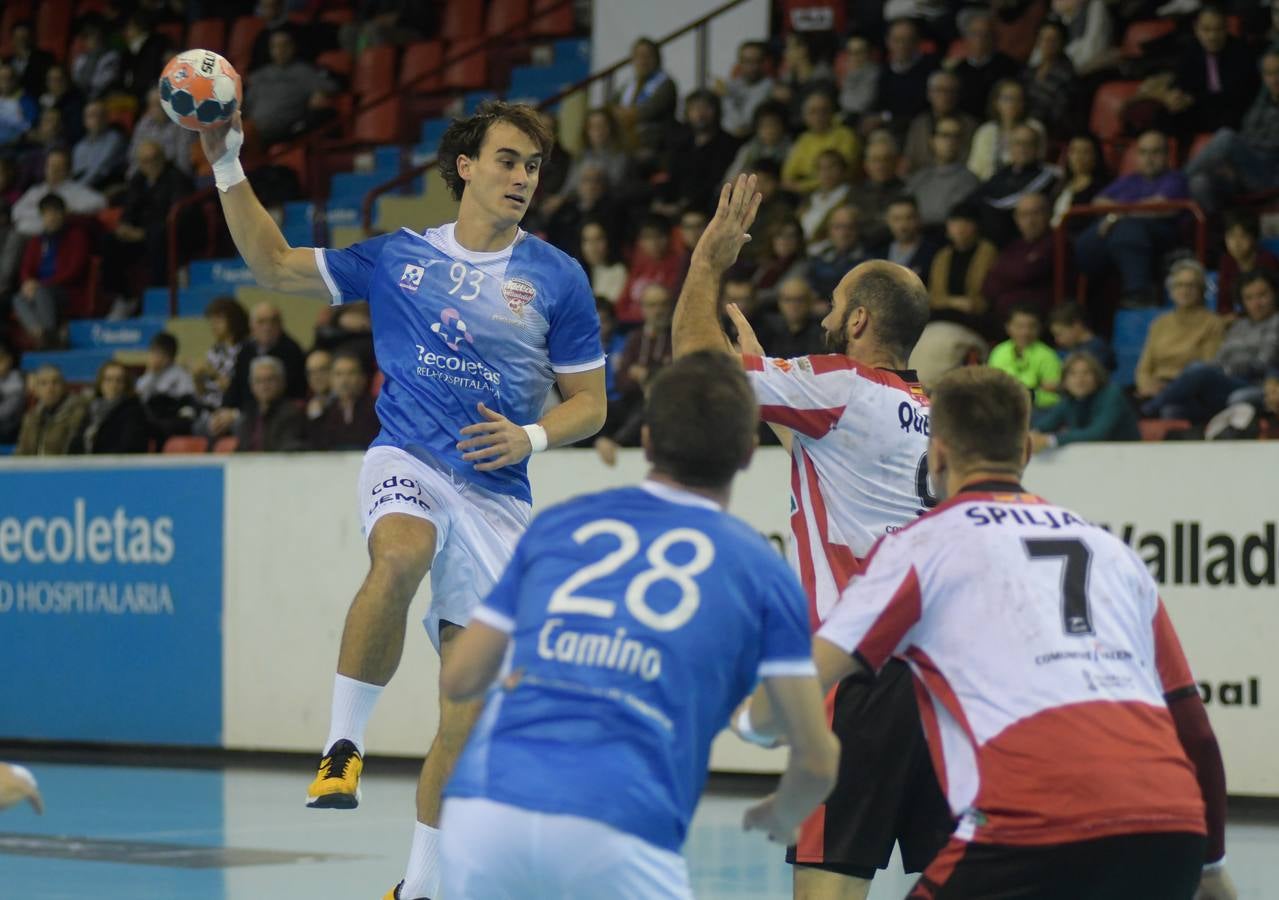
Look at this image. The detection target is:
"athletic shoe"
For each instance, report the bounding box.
[305,739,363,809]
[383,881,428,900]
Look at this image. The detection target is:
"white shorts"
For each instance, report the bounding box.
[358,446,531,651]
[441,797,694,900]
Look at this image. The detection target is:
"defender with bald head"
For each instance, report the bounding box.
[674,174,950,900]
[741,366,1235,900]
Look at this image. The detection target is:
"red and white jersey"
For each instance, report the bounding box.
[743,354,930,629]
[818,485,1207,848]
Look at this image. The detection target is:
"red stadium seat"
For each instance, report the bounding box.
[320,8,355,26]
[531,0,576,37]
[155,21,185,52]
[211,436,239,453]
[353,45,397,99]
[164,435,210,454]
[400,41,444,92]
[487,0,530,39]
[1121,20,1175,59]
[1089,80,1141,143]
[445,38,488,90]
[441,0,485,41]
[317,49,353,80]
[353,95,402,144]
[1186,132,1214,165]
[227,17,265,76]
[36,1,72,60]
[187,18,227,54]
[1138,419,1192,442]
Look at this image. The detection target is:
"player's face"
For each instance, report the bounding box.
[460,121,543,227]
[821,279,858,350]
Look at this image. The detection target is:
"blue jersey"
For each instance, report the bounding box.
[446,481,815,852]
[316,224,604,503]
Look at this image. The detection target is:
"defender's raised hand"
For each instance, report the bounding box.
[692,174,763,274]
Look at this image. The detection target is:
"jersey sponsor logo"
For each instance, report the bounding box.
[400,263,425,292]
[431,307,474,352]
[413,344,502,396]
[771,358,793,373]
[366,475,432,517]
[897,400,930,435]
[797,357,813,373]
[501,276,536,314]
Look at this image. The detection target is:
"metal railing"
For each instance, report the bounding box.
[1053,199,1208,306]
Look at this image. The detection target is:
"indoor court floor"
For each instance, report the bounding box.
[1,759,1276,899]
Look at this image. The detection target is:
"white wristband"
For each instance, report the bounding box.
[522,423,548,454]
[735,706,775,748]
[1203,856,1227,872]
[212,123,247,192]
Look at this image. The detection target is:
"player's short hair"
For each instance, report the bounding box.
[842,262,930,360]
[931,367,1030,470]
[149,332,178,359]
[438,100,554,201]
[645,352,757,489]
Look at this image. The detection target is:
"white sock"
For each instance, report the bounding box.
[323,674,383,755]
[401,821,442,899]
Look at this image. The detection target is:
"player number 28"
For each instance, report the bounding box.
[447,261,484,301]
[548,519,715,631]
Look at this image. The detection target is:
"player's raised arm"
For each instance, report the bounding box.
[672,174,762,358]
[199,114,329,295]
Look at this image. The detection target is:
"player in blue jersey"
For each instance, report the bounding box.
[198,101,607,898]
[432,351,840,899]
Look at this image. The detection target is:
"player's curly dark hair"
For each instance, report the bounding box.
[438,101,554,201]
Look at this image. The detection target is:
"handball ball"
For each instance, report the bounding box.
[158,49,242,132]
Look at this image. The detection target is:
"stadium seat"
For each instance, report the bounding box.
[164,435,210,454]
[442,0,485,41]
[1089,81,1141,143]
[35,1,71,59]
[155,21,185,51]
[353,45,397,99]
[1121,20,1175,58]
[1138,419,1192,442]
[400,41,444,91]
[531,0,576,37]
[353,96,402,144]
[227,17,266,76]
[187,18,227,54]
[1186,132,1214,165]
[487,0,531,39]
[211,436,239,453]
[320,8,355,26]
[75,0,108,14]
[445,38,488,91]
[317,48,353,79]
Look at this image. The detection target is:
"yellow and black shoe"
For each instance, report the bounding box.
[305,739,363,809]
[383,881,428,900]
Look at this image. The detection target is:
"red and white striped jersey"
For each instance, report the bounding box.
[818,485,1207,848]
[742,354,931,629]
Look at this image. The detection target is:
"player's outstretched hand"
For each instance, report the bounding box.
[458,403,534,472]
[743,794,798,846]
[725,304,765,357]
[1195,867,1237,900]
[0,763,43,814]
[198,110,243,165]
[693,174,763,274]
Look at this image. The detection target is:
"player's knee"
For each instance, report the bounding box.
[369,545,431,600]
[436,698,483,751]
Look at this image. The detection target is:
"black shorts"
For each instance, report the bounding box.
[908,832,1207,899]
[787,658,955,879]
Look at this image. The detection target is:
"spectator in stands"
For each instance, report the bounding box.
[11,148,106,237]
[70,360,149,454]
[721,273,762,325]
[1205,369,1279,441]
[839,35,880,120]
[0,64,36,148]
[967,79,1045,181]
[774,33,836,124]
[308,350,379,451]
[971,124,1059,246]
[195,295,250,418]
[1074,130,1189,307]
[314,301,374,371]
[1023,19,1075,138]
[1048,0,1117,77]
[16,107,69,189]
[908,115,982,230]
[15,364,89,456]
[234,356,307,452]
[70,22,123,101]
[0,342,23,443]
[754,277,826,357]
[797,149,851,242]
[578,220,627,305]
[848,133,905,248]
[594,297,626,405]
[218,301,307,423]
[782,89,859,195]
[0,158,18,205]
[928,201,999,339]
[988,304,1062,409]
[1171,6,1258,138]
[982,191,1056,319]
[4,21,54,97]
[952,11,1022,122]
[1051,132,1108,228]
[903,70,977,173]
[137,331,198,440]
[656,90,741,218]
[252,0,307,69]
[119,12,172,101]
[128,88,195,177]
[615,213,683,325]
[741,159,797,267]
[751,217,809,306]
[546,164,624,257]
[598,282,674,458]
[0,200,22,300]
[878,195,939,280]
[104,139,195,300]
[14,195,91,346]
[726,101,792,180]
[1030,350,1139,451]
[39,66,84,146]
[869,18,938,136]
[304,348,334,420]
[560,108,632,198]
[72,101,127,191]
[718,41,775,138]
[807,204,867,300]
[1141,269,1279,420]
[1134,259,1226,404]
[1049,301,1115,369]
[247,29,338,146]
[611,37,678,164]
[1218,211,1279,312]
[677,209,708,256]
[1185,49,1279,213]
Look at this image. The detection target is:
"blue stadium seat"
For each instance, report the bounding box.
[68,317,168,350]
[1111,307,1166,387]
[21,349,117,382]
[188,258,254,288]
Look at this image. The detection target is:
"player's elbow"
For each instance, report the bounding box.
[794,732,841,794]
[440,660,485,702]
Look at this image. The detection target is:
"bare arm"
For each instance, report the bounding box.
[440,621,511,701]
[199,114,328,294]
[671,174,762,359]
[741,637,863,740]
